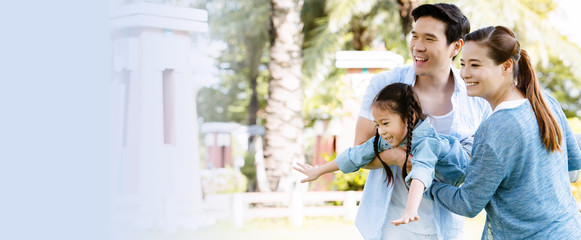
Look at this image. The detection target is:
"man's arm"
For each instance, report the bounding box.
[354,116,409,171]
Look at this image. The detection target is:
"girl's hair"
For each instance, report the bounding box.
[465,26,562,152]
[371,83,426,185]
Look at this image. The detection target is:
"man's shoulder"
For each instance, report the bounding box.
[455,89,491,115]
[370,65,414,84]
[465,94,490,108]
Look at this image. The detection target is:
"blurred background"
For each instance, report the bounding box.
[108,0,581,239]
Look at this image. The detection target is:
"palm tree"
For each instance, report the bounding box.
[440,0,581,116]
[204,0,269,127]
[302,0,413,90]
[300,0,414,132]
[438,0,581,82]
[264,0,305,192]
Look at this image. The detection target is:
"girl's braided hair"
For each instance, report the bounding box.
[372,83,425,186]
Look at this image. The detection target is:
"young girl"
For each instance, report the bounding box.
[294,82,470,226]
[429,26,581,239]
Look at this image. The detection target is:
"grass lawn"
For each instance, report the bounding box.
[195,212,486,239]
[114,212,486,240]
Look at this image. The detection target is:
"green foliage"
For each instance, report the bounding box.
[333,169,369,191]
[196,65,270,124]
[376,5,409,59]
[240,152,257,192]
[318,152,369,191]
[196,85,243,123]
[201,168,248,194]
[302,67,345,127]
[197,0,270,125]
[443,0,581,82]
[568,117,581,134]
[537,56,581,118]
[518,0,557,18]
[301,0,408,127]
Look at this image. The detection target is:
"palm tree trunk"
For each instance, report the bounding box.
[264,0,304,192]
[397,0,419,35]
[247,41,262,149]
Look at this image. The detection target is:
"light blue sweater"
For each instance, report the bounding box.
[429,95,581,239]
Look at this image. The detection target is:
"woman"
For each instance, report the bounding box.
[429,26,581,239]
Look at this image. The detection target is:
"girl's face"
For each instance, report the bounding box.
[460,42,513,103]
[371,106,408,147]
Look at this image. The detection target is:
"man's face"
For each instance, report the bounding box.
[409,16,457,77]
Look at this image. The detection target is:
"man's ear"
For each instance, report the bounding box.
[450,39,464,58]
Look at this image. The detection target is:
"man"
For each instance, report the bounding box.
[353,3,491,240]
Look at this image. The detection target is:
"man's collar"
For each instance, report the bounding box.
[410,65,465,93]
[450,66,467,93]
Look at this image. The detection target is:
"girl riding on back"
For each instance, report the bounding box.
[294,82,470,227]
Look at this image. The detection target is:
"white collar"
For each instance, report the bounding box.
[493,99,527,113]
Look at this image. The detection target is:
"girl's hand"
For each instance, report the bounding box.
[293,162,322,183]
[390,212,419,226]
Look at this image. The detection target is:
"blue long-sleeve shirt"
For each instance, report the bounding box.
[336,119,468,189]
[429,95,581,240]
[354,65,491,240]
[336,119,471,240]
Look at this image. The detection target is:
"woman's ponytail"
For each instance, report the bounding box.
[516,49,562,152]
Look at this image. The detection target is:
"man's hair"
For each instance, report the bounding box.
[411,3,470,45]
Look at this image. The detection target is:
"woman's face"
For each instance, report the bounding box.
[371,106,408,147]
[460,42,513,103]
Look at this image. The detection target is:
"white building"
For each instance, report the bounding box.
[334,50,404,153]
[109,0,208,235]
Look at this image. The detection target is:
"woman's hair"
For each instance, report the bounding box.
[464,26,562,152]
[371,83,426,185]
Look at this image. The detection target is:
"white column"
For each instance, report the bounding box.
[110,2,208,235]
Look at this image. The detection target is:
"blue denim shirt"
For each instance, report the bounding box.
[429,94,581,240]
[356,65,491,240]
[337,120,468,190]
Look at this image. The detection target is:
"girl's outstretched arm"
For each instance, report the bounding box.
[293,161,339,183]
[391,179,424,226]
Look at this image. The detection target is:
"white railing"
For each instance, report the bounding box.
[202,191,363,228]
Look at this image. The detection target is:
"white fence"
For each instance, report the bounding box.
[202,191,363,228]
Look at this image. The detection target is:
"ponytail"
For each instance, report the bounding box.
[516,49,562,152]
